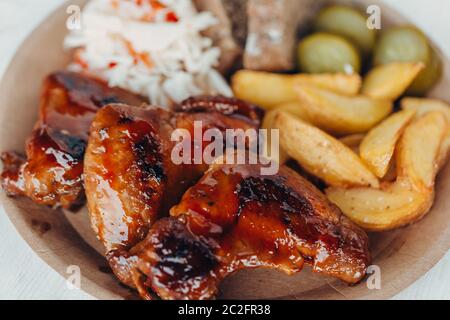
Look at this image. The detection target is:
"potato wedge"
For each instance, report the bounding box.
[382,161,397,183]
[270,101,327,131]
[273,105,368,153]
[361,62,424,100]
[326,182,434,231]
[263,101,341,163]
[298,73,361,95]
[275,111,379,188]
[438,130,450,169]
[401,97,450,122]
[360,109,416,178]
[339,134,365,154]
[401,97,450,168]
[397,111,447,190]
[326,111,446,231]
[295,85,393,135]
[274,101,312,122]
[262,109,289,164]
[231,70,361,110]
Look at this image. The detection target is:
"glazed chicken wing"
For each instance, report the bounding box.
[84,97,263,289]
[131,162,370,299]
[1,71,145,209]
[84,97,369,300]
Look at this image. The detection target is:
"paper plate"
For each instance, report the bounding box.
[0,0,449,299]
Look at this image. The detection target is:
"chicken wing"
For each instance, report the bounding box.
[128,162,370,299]
[84,97,263,289]
[1,71,145,209]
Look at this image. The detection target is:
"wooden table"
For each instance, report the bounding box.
[0,0,448,299]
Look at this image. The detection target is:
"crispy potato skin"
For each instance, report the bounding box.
[401,97,450,122]
[360,109,416,178]
[339,134,365,154]
[294,85,393,135]
[397,112,447,190]
[232,70,361,110]
[326,182,434,232]
[401,97,450,167]
[327,111,448,231]
[275,111,379,188]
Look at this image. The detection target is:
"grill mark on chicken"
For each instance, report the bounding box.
[85,105,168,253]
[123,163,370,300]
[151,219,218,283]
[237,174,369,266]
[237,175,315,221]
[177,95,264,126]
[48,129,86,160]
[0,71,146,210]
[133,133,166,210]
[50,71,144,113]
[132,134,165,184]
[117,116,134,125]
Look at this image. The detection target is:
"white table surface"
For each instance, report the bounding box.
[0,0,449,300]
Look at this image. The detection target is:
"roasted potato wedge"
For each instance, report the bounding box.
[326,182,434,231]
[382,161,397,182]
[401,97,450,167]
[295,85,393,135]
[275,111,379,188]
[400,97,450,122]
[327,111,447,231]
[274,102,312,122]
[397,111,447,190]
[361,62,424,100]
[438,131,450,169]
[339,134,365,154]
[231,70,361,110]
[360,109,416,178]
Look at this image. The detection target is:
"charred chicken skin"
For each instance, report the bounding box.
[84,97,263,290]
[1,71,145,209]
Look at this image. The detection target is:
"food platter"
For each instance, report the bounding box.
[0,0,449,300]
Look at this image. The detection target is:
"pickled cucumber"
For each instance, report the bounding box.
[298,33,361,74]
[407,47,442,95]
[314,5,377,55]
[373,26,430,66]
[373,26,442,95]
